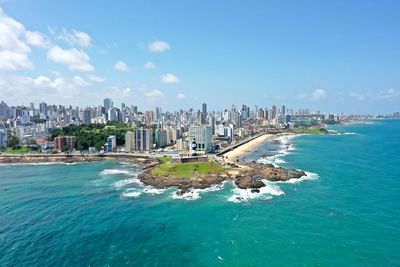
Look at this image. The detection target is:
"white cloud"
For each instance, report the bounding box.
[161,73,179,84]
[148,40,170,53]
[105,86,133,98]
[311,89,326,101]
[25,31,50,48]
[0,8,33,70]
[74,31,91,47]
[47,46,94,72]
[379,88,399,100]
[87,75,106,83]
[176,93,186,99]
[144,61,156,69]
[349,92,365,101]
[144,89,164,98]
[114,60,129,72]
[0,74,92,104]
[49,27,92,47]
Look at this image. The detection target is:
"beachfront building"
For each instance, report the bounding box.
[106,135,116,152]
[125,128,152,152]
[125,131,134,152]
[189,125,212,153]
[0,129,7,147]
[54,136,77,152]
[134,128,152,151]
[155,129,168,148]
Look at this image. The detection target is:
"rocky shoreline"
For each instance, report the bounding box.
[138,160,306,195]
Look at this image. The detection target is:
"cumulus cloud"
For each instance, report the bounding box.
[161,73,179,84]
[176,93,186,99]
[114,60,129,72]
[144,61,156,69]
[25,31,51,48]
[0,8,33,70]
[148,40,170,53]
[47,46,94,72]
[49,27,92,47]
[0,74,93,104]
[311,89,326,101]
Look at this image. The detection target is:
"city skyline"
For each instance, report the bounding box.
[1,1,400,114]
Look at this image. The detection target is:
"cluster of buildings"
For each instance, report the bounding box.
[0,98,343,154]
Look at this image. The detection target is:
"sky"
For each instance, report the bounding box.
[0,0,399,114]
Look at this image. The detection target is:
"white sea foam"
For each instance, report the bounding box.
[113,177,142,189]
[0,162,80,167]
[227,181,284,203]
[171,182,227,200]
[143,187,166,195]
[171,189,201,200]
[273,171,319,184]
[100,169,135,175]
[121,191,142,198]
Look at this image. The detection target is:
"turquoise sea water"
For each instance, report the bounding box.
[1,120,399,266]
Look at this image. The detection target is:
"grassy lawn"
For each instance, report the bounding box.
[152,156,225,177]
[292,127,328,134]
[6,147,30,154]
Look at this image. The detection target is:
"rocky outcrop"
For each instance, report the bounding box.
[138,161,306,192]
[237,162,306,185]
[139,169,229,194]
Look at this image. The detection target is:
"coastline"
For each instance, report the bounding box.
[223,133,293,164]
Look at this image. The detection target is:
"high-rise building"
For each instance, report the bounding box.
[106,135,116,152]
[155,129,168,148]
[201,103,207,124]
[135,128,152,151]
[189,125,212,152]
[272,105,277,119]
[39,102,48,117]
[82,108,92,124]
[281,105,286,115]
[0,129,7,148]
[125,131,134,152]
[156,107,162,122]
[103,98,113,111]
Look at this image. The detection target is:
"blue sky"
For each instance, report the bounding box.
[0,0,399,114]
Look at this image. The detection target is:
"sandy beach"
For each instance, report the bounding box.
[223,134,279,164]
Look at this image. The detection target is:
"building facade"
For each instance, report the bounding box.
[54,136,77,151]
[189,125,212,152]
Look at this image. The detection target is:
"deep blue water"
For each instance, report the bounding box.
[0,119,399,266]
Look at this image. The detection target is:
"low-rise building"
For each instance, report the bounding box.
[54,136,76,151]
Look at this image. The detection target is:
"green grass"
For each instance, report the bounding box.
[152,156,225,178]
[6,147,30,154]
[291,127,328,134]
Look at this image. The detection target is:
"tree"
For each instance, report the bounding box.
[7,134,19,148]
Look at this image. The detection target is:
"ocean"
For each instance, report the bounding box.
[0,119,399,266]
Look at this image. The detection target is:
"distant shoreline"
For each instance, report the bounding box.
[0,154,152,164]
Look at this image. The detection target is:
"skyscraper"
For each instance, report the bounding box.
[39,102,48,117]
[201,103,207,124]
[103,98,113,111]
[272,105,277,119]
